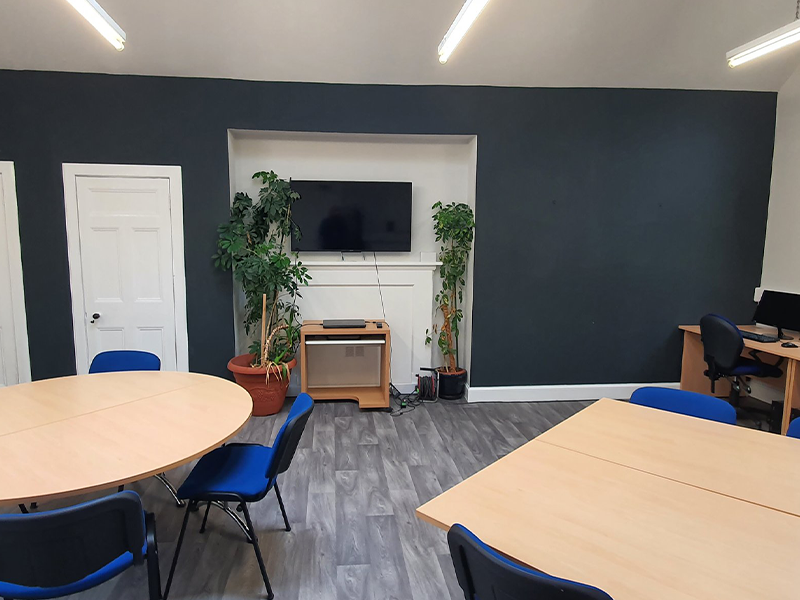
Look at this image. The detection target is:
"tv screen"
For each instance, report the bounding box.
[290,181,412,252]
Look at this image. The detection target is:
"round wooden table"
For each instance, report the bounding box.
[0,371,252,505]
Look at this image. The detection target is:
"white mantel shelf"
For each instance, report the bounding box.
[288,259,440,392]
[297,261,441,270]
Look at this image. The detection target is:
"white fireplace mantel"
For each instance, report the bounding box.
[290,260,440,393]
[296,260,441,270]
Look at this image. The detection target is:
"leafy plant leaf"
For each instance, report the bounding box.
[214,170,311,366]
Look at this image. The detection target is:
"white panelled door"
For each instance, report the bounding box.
[0,162,30,386]
[63,165,188,374]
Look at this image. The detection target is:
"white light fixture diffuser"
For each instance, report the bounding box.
[727,19,800,67]
[438,0,492,64]
[64,0,126,51]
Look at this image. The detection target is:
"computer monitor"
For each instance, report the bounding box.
[753,290,800,340]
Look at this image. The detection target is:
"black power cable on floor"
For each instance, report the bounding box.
[389,372,439,417]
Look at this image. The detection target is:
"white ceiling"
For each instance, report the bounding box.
[2,0,800,91]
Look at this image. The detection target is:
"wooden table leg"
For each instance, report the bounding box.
[300,328,308,396]
[782,359,800,435]
[680,331,730,396]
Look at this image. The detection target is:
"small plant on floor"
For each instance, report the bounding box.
[214,170,310,377]
[426,201,475,398]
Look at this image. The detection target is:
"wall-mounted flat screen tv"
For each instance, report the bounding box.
[290,180,412,252]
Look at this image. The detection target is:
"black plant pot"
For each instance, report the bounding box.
[437,368,467,400]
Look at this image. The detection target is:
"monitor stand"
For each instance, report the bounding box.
[777,327,794,341]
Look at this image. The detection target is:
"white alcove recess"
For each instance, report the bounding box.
[227,130,477,394]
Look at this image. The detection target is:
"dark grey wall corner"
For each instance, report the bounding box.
[0,71,777,385]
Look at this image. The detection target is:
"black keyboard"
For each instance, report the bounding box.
[740,330,779,343]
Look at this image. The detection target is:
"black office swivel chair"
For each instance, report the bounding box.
[699,314,782,425]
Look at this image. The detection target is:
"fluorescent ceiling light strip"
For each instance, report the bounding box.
[438,0,492,64]
[727,19,800,67]
[64,0,126,51]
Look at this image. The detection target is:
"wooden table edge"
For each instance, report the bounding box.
[0,371,232,439]
[4,410,252,506]
[2,374,253,506]
[537,398,800,518]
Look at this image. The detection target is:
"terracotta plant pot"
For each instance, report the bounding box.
[437,367,468,400]
[227,353,297,416]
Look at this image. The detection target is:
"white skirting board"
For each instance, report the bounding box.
[466,382,680,403]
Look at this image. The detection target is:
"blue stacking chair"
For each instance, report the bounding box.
[0,491,161,600]
[787,418,800,439]
[89,350,162,373]
[448,524,613,600]
[88,350,183,506]
[630,387,737,425]
[164,393,314,600]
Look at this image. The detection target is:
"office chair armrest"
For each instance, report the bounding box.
[145,512,157,548]
[749,350,784,369]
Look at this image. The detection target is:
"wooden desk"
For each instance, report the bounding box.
[680,324,800,434]
[538,399,800,516]
[417,440,800,600]
[300,320,391,409]
[0,371,252,505]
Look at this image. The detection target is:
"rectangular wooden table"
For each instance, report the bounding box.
[537,398,800,516]
[417,399,800,600]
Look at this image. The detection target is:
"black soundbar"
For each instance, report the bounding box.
[322,319,366,329]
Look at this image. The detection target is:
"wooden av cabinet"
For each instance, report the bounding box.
[299,320,391,409]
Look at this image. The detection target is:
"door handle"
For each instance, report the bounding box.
[90,312,101,324]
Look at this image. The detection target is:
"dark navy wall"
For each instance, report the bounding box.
[0,70,777,385]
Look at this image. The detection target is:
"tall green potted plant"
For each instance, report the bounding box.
[426,201,475,399]
[213,170,310,415]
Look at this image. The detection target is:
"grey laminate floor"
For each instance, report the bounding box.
[20,398,592,600]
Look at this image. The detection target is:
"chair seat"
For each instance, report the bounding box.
[728,358,782,378]
[178,444,275,501]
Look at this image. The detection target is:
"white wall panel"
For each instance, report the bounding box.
[228,131,477,390]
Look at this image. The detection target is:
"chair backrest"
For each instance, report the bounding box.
[447,524,613,600]
[89,350,161,374]
[266,393,314,481]
[787,418,800,439]
[630,387,737,425]
[699,314,744,372]
[0,491,146,589]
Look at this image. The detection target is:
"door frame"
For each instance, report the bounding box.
[0,161,31,383]
[62,163,189,374]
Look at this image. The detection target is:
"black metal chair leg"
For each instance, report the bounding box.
[145,513,162,600]
[154,472,186,507]
[118,484,125,493]
[18,504,28,514]
[274,481,291,532]
[241,503,274,600]
[200,501,212,533]
[207,500,254,542]
[163,503,192,600]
